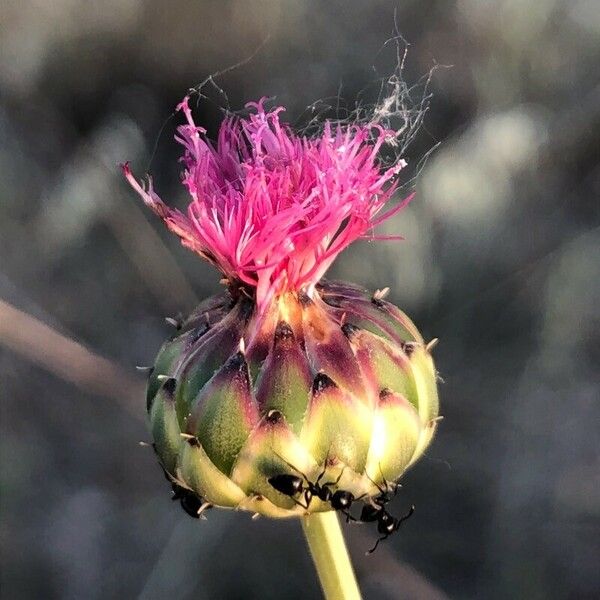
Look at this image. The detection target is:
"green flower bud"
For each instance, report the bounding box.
[147,281,440,518]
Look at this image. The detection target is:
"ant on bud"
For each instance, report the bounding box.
[170,482,212,519]
[359,471,415,554]
[268,456,357,518]
[152,443,212,520]
[363,504,415,554]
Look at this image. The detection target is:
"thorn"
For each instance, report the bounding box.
[197,502,212,518]
[239,337,246,354]
[426,338,439,352]
[372,287,390,301]
[139,441,151,447]
[156,374,170,381]
[136,365,153,372]
[165,316,181,329]
[251,512,261,520]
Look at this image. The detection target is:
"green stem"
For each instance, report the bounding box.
[301,511,362,600]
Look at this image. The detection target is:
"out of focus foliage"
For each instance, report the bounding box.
[1,1,598,599]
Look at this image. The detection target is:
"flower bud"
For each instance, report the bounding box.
[124,95,441,518]
[147,282,439,517]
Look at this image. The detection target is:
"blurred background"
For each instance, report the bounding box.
[1,0,599,598]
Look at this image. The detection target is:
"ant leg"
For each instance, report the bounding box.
[345,492,370,525]
[286,488,312,510]
[303,490,313,510]
[314,443,339,487]
[364,471,386,496]
[332,465,346,485]
[298,498,311,510]
[315,446,334,486]
[376,463,400,497]
[271,450,310,485]
[398,505,415,525]
[344,510,357,523]
[366,463,399,496]
[322,466,347,490]
[315,465,328,487]
[287,495,310,510]
[377,463,392,492]
[366,533,388,555]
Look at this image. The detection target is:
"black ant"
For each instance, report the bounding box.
[152,444,212,519]
[358,472,415,554]
[170,482,211,519]
[268,459,356,517]
[361,503,415,554]
[372,474,399,506]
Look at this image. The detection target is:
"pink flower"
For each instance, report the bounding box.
[123,96,412,311]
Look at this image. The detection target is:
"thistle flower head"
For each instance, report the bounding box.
[124,92,439,522]
[123,97,411,311]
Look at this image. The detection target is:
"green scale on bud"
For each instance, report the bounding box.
[147,281,440,518]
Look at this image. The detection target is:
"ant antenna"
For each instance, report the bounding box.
[270,450,311,483]
[366,504,415,555]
